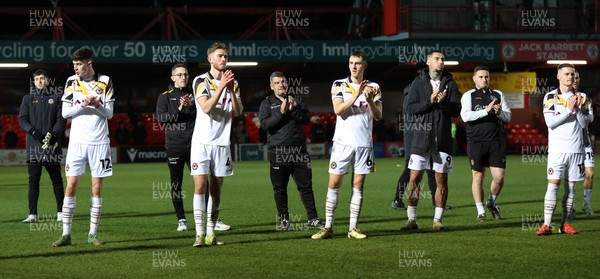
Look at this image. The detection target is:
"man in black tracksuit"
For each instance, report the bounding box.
[258,71,322,230]
[156,63,197,231]
[18,69,66,223]
[402,50,461,231]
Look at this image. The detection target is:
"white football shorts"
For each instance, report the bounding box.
[328,142,374,175]
[408,151,453,173]
[65,143,113,177]
[190,144,233,177]
[547,153,584,181]
[584,146,594,168]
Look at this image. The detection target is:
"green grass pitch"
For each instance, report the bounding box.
[0,156,598,278]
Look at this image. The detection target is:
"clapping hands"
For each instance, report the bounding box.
[359,80,375,102]
[179,94,193,110]
[431,87,448,104]
[567,94,580,112]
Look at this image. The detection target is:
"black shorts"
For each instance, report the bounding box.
[467,141,506,170]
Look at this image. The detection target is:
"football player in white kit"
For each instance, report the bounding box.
[190,42,243,247]
[311,51,382,240]
[537,64,593,236]
[53,47,114,247]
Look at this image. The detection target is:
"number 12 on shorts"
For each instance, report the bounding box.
[100,158,112,171]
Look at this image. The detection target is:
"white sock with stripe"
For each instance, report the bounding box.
[407,206,417,221]
[544,183,559,226]
[584,189,592,205]
[561,181,575,225]
[89,197,102,235]
[193,194,206,236]
[62,196,76,236]
[207,195,220,235]
[325,188,339,229]
[349,187,363,231]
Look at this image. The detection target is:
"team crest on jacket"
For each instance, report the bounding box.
[96,88,103,94]
[48,99,54,104]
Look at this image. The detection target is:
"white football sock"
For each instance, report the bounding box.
[89,197,102,235]
[584,189,592,205]
[433,207,444,223]
[349,187,363,231]
[324,188,339,229]
[62,197,76,236]
[475,202,485,215]
[207,195,220,235]
[544,183,559,226]
[407,206,417,221]
[561,181,575,225]
[193,194,206,236]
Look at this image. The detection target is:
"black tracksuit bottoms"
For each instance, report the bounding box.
[269,154,318,221]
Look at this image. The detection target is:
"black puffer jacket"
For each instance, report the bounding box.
[405,68,461,154]
[19,89,66,163]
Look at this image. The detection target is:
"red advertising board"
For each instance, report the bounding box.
[500,41,599,62]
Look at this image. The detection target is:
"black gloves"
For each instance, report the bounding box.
[48,134,58,146]
[29,128,44,142]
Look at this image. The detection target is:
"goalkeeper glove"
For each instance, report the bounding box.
[42,132,59,151]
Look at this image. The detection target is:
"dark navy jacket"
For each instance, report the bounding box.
[405,68,461,154]
[19,89,66,163]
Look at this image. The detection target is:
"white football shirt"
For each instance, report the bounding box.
[61,73,114,144]
[543,89,592,153]
[330,77,382,147]
[191,72,240,146]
